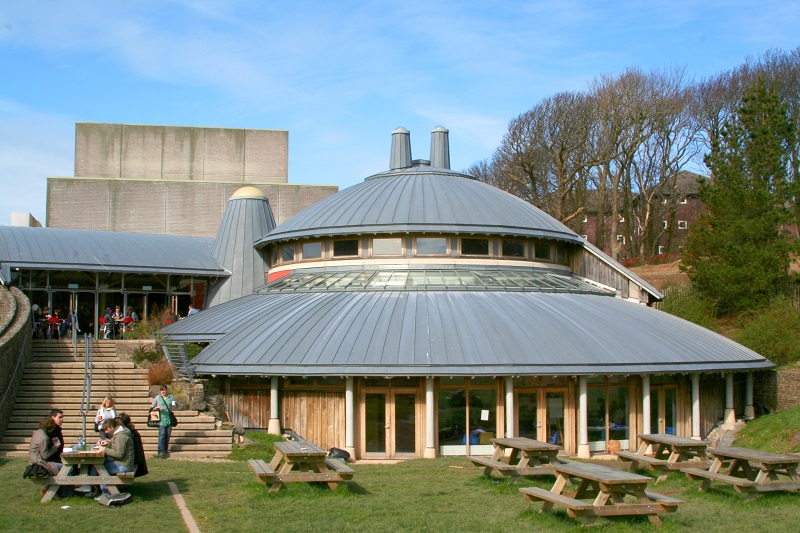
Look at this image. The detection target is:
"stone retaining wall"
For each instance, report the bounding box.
[754,369,800,413]
[0,287,33,440]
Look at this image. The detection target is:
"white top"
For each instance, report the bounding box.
[95,406,116,423]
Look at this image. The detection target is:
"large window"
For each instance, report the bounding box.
[501,239,525,258]
[302,241,322,260]
[461,238,489,256]
[587,378,630,452]
[372,237,402,256]
[438,377,497,455]
[416,237,447,255]
[333,239,359,257]
[534,243,551,261]
[280,245,295,263]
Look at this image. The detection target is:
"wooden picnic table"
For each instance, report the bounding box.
[684,446,800,499]
[38,449,133,503]
[617,433,712,482]
[248,440,354,493]
[521,461,683,526]
[468,437,566,481]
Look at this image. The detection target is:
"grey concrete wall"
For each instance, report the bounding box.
[47,178,338,237]
[75,123,289,183]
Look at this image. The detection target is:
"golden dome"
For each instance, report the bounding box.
[230,186,267,199]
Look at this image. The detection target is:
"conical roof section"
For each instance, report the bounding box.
[258,166,580,246]
[207,187,275,307]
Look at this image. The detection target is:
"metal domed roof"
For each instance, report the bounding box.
[257,165,581,246]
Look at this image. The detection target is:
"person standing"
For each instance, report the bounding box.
[151,385,176,457]
[187,305,199,316]
[48,409,65,463]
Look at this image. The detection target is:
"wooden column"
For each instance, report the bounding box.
[267,376,281,434]
[723,373,736,428]
[345,377,355,456]
[424,377,436,458]
[577,376,589,459]
[504,376,514,438]
[691,373,701,439]
[744,373,755,419]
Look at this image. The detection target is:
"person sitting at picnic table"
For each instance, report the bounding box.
[95,397,117,439]
[28,416,62,477]
[118,412,148,478]
[47,409,65,463]
[94,418,135,496]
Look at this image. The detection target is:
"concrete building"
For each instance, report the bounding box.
[47,123,337,237]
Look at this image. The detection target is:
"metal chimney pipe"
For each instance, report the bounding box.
[390,127,412,169]
[429,126,450,169]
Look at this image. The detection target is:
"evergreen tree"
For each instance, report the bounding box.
[682,79,796,316]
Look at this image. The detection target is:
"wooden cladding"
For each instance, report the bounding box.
[281,390,346,450]
[224,378,271,429]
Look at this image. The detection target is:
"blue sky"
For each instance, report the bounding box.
[1,1,798,225]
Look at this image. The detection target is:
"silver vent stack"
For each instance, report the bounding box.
[389,127,412,169]
[429,126,450,170]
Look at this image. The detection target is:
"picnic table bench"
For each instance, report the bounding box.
[249,441,354,493]
[37,449,134,503]
[617,433,711,482]
[468,437,566,481]
[521,461,683,526]
[684,446,800,499]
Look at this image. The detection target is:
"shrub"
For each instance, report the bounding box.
[733,296,800,367]
[185,342,206,359]
[658,285,718,332]
[131,344,162,366]
[148,361,174,386]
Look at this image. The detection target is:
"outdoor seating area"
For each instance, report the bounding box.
[465,434,800,527]
[684,446,800,498]
[520,461,684,526]
[35,449,134,503]
[468,436,568,481]
[617,433,712,482]
[248,440,355,493]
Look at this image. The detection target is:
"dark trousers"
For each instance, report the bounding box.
[158,424,172,455]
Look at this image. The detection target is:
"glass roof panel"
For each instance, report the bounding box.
[261,269,611,295]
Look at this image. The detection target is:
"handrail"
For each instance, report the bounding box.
[0,334,28,409]
[162,342,195,384]
[79,334,93,442]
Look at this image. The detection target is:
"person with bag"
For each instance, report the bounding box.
[28,416,62,477]
[95,397,116,439]
[150,384,176,458]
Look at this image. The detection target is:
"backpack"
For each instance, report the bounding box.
[23,463,50,479]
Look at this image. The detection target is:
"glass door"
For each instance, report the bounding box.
[545,391,564,445]
[650,386,677,434]
[364,391,418,458]
[516,392,538,440]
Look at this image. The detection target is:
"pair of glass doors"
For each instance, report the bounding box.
[364,391,417,459]
[516,390,565,444]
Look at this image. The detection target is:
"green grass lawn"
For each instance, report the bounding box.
[2,420,800,532]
